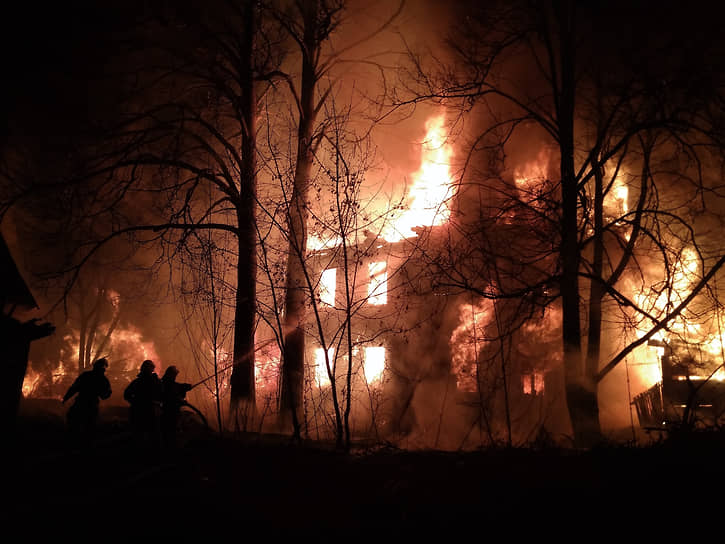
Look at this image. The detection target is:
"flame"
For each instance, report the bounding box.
[363,346,386,383]
[629,247,725,390]
[314,347,335,387]
[513,151,549,193]
[449,298,492,392]
[255,342,281,393]
[202,341,281,394]
[383,114,455,242]
[610,179,629,214]
[112,327,161,372]
[318,268,337,306]
[22,368,42,397]
[307,114,456,250]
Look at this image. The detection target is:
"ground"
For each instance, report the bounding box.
[8,398,725,539]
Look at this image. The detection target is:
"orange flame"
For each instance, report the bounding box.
[449,298,492,392]
[383,114,455,242]
[629,247,725,390]
[308,114,456,250]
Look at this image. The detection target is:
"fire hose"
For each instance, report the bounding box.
[188,338,277,390]
[179,338,278,427]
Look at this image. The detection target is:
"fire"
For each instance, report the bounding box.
[319,268,337,306]
[255,342,281,393]
[202,340,281,394]
[363,346,386,383]
[383,114,455,242]
[112,326,160,372]
[513,151,549,194]
[610,178,629,214]
[449,298,492,392]
[629,246,725,389]
[307,114,456,251]
[307,114,455,250]
[22,368,41,397]
[314,347,335,387]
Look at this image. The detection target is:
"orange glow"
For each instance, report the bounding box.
[308,114,455,249]
[522,371,545,395]
[610,178,629,214]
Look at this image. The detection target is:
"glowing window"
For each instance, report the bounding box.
[319,268,336,306]
[314,347,335,387]
[367,262,387,305]
[364,346,386,383]
[522,371,545,395]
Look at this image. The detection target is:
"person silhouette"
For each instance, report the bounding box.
[62,358,112,448]
[123,359,163,451]
[160,365,193,449]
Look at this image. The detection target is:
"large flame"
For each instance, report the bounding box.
[308,114,456,250]
[629,247,725,390]
[383,114,455,242]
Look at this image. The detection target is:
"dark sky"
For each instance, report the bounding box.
[0,2,141,144]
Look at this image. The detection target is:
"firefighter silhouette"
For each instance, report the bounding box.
[123,359,163,449]
[160,365,192,449]
[62,358,112,446]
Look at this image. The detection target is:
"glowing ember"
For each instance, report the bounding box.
[363,346,386,383]
[367,261,387,305]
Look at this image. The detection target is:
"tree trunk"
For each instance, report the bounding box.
[279,2,320,439]
[229,0,259,432]
[557,1,601,447]
[584,158,605,435]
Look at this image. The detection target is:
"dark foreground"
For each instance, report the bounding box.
[8,400,725,540]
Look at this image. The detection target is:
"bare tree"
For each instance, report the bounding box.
[269,0,403,438]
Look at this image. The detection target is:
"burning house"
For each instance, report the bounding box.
[303,221,566,448]
[288,114,568,448]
